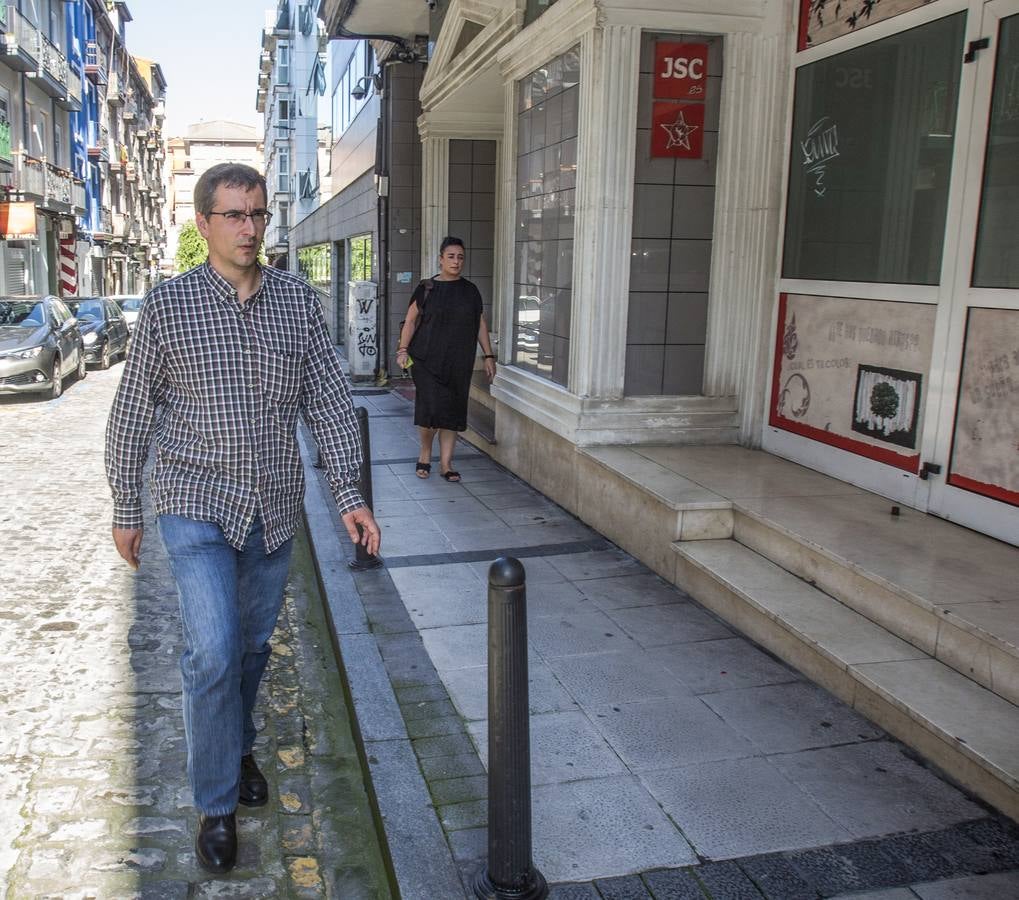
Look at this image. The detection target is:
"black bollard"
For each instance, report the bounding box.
[348,405,384,571]
[474,557,547,900]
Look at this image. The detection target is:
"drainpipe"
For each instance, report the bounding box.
[375,64,390,384]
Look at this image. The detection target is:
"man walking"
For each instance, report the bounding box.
[106,163,380,874]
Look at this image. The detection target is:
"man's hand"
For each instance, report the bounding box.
[113,527,144,569]
[341,506,382,556]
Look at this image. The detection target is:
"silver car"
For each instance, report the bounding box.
[109,294,145,332]
[0,296,86,399]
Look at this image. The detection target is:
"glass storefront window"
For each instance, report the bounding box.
[513,46,580,387]
[350,234,372,281]
[972,13,1019,289]
[297,243,330,292]
[783,13,966,285]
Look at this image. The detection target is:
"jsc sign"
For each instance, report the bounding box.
[653,41,709,100]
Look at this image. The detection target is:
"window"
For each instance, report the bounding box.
[524,0,562,27]
[278,44,290,85]
[298,243,330,291]
[331,41,375,141]
[278,200,290,228]
[277,147,290,193]
[53,121,62,167]
[512,46,580,386]
[350,234,372,281]
[782,13,966,285]
[971,12,1019,288]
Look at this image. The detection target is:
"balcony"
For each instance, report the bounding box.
[87,122,110,161]
[0,119,11,172]
[19,155,45,199]
[43,163,72,210]
[34,34,72,107]
[107,70,123,105]
[125,162,137,182]
[85,39,107,84]
[122,97,136,121]
[94,209,113,239]
[153,99,165,121]
[1,5,40,73]
[71,178,85,214]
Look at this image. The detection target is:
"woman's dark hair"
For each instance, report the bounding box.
[439,236,465,254]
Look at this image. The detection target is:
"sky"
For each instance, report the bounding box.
[123,0,279,140]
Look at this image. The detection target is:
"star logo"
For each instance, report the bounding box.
[661,110,698,151]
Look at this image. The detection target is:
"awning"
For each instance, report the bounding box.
[319,0,429,42]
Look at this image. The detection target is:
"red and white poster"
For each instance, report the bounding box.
[651,102,705,159]
[653,42,708,100]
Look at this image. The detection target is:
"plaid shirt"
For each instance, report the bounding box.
[106,262,363,552]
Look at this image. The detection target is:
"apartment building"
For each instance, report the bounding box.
[0,1,166,296]
[164,120,262,270]
[256,0,328,267]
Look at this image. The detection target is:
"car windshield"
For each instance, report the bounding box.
[0,300,46,327]
[119,298,143,312]
[66,299,105,321]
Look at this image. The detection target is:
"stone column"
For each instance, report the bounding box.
[569,23,641,399]
[419,132,450,274]
[701,31,788,444]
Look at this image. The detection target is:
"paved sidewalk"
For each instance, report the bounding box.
[0,369,391,899]
[303,386,1019,899]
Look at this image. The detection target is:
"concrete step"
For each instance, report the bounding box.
[577,445,734,576]
[731,497,1019,708]
[673,538,1019,822]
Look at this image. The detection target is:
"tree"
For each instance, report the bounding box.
[175,220,208,272]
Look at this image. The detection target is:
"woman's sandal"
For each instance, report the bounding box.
[415,462,431,479]
[440,470,461,483]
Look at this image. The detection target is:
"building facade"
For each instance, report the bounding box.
[164,120,262,270]
[319,0,1018,546]
[257,0,329,267]
[0,1,166,297]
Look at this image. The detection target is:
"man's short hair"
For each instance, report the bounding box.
[194,163,267,217]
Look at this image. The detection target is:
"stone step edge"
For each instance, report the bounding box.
[672,539,1019,800]
[579,446,732,514]
[732,503,1019,665]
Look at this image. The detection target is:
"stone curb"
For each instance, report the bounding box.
[297,425,468,900]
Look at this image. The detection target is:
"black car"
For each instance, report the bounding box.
[0,295,86,399]
[66,297,130,369]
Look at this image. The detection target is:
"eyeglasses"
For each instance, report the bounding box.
[206,209,272,226]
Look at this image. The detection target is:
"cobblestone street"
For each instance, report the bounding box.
[0,369,391,899]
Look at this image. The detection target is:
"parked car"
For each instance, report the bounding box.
[65,296,130,369]
[0,295,86,399]
[109,294,145,331]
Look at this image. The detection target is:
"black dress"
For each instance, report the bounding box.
[407,277,482,431]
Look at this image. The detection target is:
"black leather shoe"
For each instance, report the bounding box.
[238,754,268,808]
[196,813,237,874]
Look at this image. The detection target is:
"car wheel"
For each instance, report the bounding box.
[77,348,87,380]
[100,341,111,370]
[50,357,63,400]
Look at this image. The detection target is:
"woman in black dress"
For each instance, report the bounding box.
[395,236,496,482]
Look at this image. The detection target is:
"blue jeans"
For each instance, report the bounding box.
[157,514,293,815]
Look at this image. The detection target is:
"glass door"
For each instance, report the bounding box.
[928,0,1019,545]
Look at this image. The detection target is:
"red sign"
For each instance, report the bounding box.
[654,41,708,100]
[651,102,705,159]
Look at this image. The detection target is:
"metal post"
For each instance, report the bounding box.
[474,557,547,900]
[348,405,384,570]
